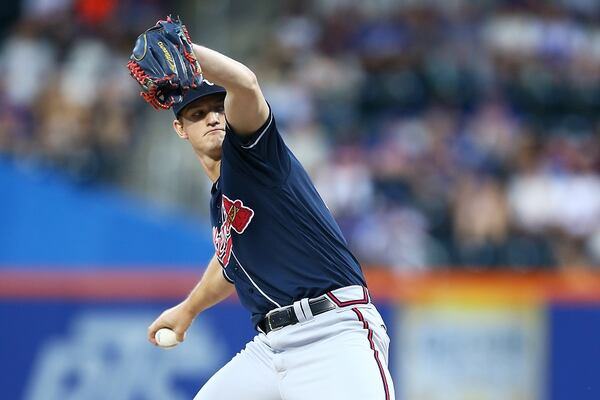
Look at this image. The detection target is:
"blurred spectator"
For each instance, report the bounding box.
[1,20,56,106]
[452,174,510,267]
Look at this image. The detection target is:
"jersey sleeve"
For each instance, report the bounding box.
[222,105,291,186]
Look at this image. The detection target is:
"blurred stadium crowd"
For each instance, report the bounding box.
[1,0,600,269]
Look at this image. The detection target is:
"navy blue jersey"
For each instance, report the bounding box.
[210,108,366,327]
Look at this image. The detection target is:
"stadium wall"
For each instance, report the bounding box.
[1,269,599,400]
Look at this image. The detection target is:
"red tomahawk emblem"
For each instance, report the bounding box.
[222,195,254,234]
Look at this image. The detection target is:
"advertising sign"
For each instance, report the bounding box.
[0,301,255,400]
[398,297,546,400]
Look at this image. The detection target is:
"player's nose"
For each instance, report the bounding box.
[206,111,220,126]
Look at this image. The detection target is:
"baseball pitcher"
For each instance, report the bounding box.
[128,16,394,400]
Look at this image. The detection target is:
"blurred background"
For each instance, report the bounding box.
[1,0,600,399]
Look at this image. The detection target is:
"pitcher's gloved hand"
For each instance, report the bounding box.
[127,15,203,110]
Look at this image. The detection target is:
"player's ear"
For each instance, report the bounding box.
[173,118,188,140]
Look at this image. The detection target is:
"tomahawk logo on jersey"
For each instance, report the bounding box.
[212,195,254,267]
[223,195,254,234]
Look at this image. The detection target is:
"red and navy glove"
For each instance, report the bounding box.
[127,16,203,110]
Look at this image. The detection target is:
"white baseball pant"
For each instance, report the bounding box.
[194,286,395,400]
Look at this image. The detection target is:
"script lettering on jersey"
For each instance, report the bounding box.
[212,195,255,266]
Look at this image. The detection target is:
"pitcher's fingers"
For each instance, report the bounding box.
[148,323,162,345]
[174,328,186,343]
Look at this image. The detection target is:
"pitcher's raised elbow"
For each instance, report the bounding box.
[241,70,259,92]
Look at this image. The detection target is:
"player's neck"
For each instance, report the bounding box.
[196,154,221,183]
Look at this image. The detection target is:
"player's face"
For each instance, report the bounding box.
[176,94,226,159]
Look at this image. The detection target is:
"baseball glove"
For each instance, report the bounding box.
[127,15,203,110]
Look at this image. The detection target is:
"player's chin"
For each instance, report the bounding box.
[204,136,224,158]
[208,132,225,147]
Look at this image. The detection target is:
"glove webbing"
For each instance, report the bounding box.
[127,60,177,110]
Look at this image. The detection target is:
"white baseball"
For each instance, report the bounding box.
[155,328,180,348]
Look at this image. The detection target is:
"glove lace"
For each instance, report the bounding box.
[127,60,148,87]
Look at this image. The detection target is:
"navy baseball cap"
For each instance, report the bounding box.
[173,80,226,117]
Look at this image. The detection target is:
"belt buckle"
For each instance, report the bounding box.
[266,308,288,332]
[267,316,280,332]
